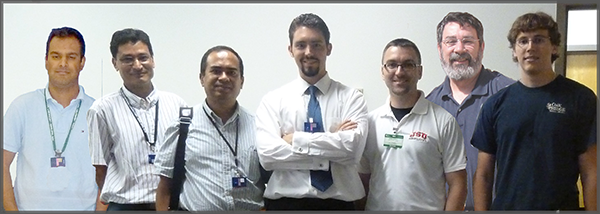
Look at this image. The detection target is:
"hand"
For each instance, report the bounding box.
[282,133,293,145]
[335,120,357,132]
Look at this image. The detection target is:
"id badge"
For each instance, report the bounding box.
[304,122,320,133]
[50,157,66,167]
[383,133,404,149]
[232,177,247,188]
[148,154,156,164]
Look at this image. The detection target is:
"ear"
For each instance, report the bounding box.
[240,76,245,89]
[79,56,86,71]
[288,45,293,57]
[199,73,205,87]
[326,43,332,56]
[112,58,118,71]
[480,41,485,59]
[417,65,423,80]
[45,55,50,71]
[381,66,386,80]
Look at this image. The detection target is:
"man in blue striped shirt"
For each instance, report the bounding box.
[155,45,264,211]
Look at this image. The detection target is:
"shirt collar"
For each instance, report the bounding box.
[382,90,428,118]
[296,73,332,96]
[440,65,492,98]
[202,99,240,126]
[121,86,157,109]
[44,84,85,103]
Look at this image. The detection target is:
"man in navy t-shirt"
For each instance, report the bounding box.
[471,12,597,211]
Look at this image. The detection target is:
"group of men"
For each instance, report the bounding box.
[3,11,596,211]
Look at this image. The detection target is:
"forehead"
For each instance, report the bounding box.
[516,29,550,38]
[207,50,240,67]
[292,26,326,43]
[117,41,150,55]
[48,36,81,53]
[443,22,477,37]
[383,46,418,61]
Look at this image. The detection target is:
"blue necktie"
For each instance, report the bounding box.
[307,85,333,192]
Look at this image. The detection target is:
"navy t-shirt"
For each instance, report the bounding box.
[471,75,596,210]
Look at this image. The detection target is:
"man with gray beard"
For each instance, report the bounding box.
[426,12,515,211]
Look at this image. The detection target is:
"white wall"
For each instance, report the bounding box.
[3,3,556,182]
[3,3,556,114]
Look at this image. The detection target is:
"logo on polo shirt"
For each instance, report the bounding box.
[409,131,428,141]
[546,102,566,114]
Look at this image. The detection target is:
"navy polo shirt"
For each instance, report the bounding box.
[426,66,515,209]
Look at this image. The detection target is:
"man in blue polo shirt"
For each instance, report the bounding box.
[426,12,515,211]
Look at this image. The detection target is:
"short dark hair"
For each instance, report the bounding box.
[382,38,422,65]
[288,13,331,45]
[46,27,85,59]
[507,12,560,62]
[199,45,244,78]
[436,12,484,46]
[109,28,153,58]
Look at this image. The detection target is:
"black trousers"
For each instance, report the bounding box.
[264,197,355,210]
[106,202,156,211]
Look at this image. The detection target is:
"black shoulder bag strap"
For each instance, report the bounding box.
[169,107,193,211]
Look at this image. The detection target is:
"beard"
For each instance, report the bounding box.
[300,57,320,77]
[440,51,482,81]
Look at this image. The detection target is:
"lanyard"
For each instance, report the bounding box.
[120,88,159,152]
[202,106,239,166]
[44,89,82,157]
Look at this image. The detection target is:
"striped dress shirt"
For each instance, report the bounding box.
[87,86,187,204]
[154,101,264,211]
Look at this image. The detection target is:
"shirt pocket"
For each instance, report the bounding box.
[240,145,261,182]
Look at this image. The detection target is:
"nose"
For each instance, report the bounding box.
[132,58,143,69]
[305,45,314,56]
[59,57,68,67]
[453,41,467,54]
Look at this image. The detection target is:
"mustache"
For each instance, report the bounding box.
[449,52,472,62]
[302,56,319,61]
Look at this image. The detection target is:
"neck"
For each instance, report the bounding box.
[449,70,481,104]
[125,83,154,98]
[389,90,420,109]
[520,69,557,88]
[48,84,79,108]
[302,71,327,85]
[206,98,237,123]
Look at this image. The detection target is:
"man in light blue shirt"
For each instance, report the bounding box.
[3,26,97,211]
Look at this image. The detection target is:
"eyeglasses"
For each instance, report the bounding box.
[442,37,479,49]
[118,55,152,66]
[516,36,550,48]
[383,62,420,73]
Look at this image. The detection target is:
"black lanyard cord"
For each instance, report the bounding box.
[120,88,159,151]
[202,106,239,166]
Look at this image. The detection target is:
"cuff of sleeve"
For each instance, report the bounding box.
[292,131,310,154]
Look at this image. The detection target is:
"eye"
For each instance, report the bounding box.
[401,62,416,70]
[517,38,529,46]
[532,37,546,44]
[385,62,400,70]
[295,43,306,49]
[444,39,458,47]
[463,39,475,46]
[138,55,150,62]
[226,69,239,77]
[120,57,133,64]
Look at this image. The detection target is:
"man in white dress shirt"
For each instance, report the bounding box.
[357,38,467,211]
[255,13,368,210]
[87,28,187,211]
